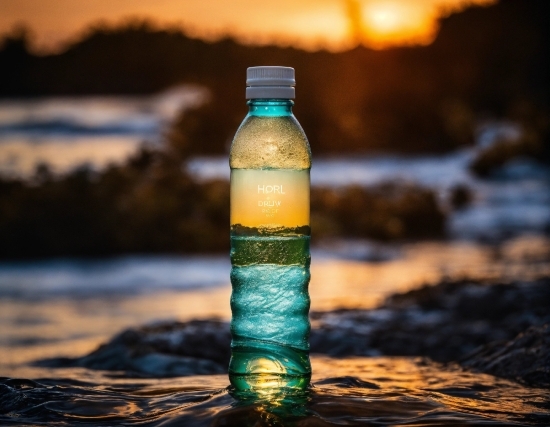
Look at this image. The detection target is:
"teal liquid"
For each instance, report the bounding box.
[229,234,311,397]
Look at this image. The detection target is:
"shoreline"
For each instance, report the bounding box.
[33,276,550,388]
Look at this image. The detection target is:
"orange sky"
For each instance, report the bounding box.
[0,0,496,52]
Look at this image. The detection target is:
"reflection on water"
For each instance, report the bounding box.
[0,136,141,176]
[2,357,548,426]
[0,87,206,176]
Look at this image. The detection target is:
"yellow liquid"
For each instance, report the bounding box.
[229,115,311,170]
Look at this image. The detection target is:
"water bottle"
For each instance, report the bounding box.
[229,66,312,397]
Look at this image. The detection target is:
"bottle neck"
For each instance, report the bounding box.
[247,99,294,117]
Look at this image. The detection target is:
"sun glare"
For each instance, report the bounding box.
[360,1,438,49]
[368,4,402,33]
[0,0,498,52]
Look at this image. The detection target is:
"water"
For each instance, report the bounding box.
[0,255,229,299]
[2,357,549,426]
[0,86,206,176]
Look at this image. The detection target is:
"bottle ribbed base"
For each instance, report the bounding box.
[229,341,311,397]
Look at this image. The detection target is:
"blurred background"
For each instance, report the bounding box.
[0,0,549,372]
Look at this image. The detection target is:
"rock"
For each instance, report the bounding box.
[461,324,550,388]
[469,128,548,178]
[35,278,550,386]
[35,320,231,377]
[449,184,472,209]
[311,278,550,363]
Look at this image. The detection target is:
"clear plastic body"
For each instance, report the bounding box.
[229,99,312,398]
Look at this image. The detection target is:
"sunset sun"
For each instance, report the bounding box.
[367,3,403,34]
[360,1,438,48]
[1,0,499,52]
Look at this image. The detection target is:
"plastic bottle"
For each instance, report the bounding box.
[229,66,312,397]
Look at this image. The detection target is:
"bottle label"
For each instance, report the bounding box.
[231,169,309,229]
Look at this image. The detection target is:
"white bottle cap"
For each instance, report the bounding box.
[246,66,295,99]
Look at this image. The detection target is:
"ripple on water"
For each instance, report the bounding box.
[1,357,548,426]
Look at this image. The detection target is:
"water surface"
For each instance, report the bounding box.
[0,87,205,176]
[2,357,548,426]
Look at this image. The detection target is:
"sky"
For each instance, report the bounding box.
[0,0,496,52]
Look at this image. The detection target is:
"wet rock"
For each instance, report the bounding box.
[36,278,550,386]
[469,127,549,178]
[311,278,550,363]
[449,184,472,209]
[461,324,550,388]
[36,320,231,377]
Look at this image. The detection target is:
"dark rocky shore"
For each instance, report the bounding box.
[37,277,550,388]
